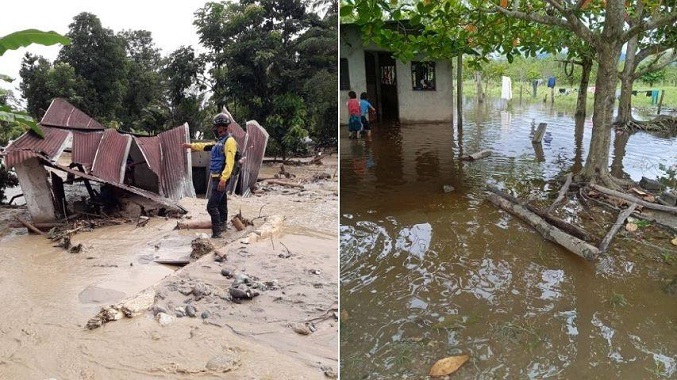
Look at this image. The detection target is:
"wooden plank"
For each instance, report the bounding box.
[532,123,547,143]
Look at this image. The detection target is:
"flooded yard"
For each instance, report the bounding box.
[340,100,676,379]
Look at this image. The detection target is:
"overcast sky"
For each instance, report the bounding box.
[1,0,208,93]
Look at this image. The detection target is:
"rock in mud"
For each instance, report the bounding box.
[229,285,260,300]
[190,237,215,259]
[120,287,156,317]
[639,176,663,191]
[221,268,233,278]
[205,351,241,372]
[291,322,312,335]
[156,312,175,326]
[201,310,211,319]
[185,304,197,317]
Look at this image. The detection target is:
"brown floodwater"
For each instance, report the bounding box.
[340,100,676,379]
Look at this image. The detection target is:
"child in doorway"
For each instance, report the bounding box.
[346,91,361,139]
[359,92,376,140]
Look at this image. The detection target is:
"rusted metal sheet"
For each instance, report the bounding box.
[133,136,162,178]
[40,158,187,214]
[3,126,71,169]
[240,120,269,194]
[40,98,105,130]
[91,129,132,183]
[71,130,103,170]
[158,123,195,200]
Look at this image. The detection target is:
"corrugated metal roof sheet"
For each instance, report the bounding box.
[241,120,269,194]
[158,123,195,200]
[71,130,103,170]
[3,126,72,168]
[40,98,105,130]
[134,135,162,179]
[41,158,187,214]
[91,129,132,183]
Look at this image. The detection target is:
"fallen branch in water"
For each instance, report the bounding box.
[14,216,46,236]
[485,191,599,261]
[598,203,637,253]
[546,173,573,214]
[590,184,677,215]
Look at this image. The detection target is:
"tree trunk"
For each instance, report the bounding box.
[457,54,463,127]
[581,42,623,183]
[616,34,640,124]
[575,57,593,118]
[474,71,484,103]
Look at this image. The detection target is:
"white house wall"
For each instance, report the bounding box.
[14,157,57,223]
[340,25,453,124]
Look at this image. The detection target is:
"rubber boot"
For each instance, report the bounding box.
[211,224,223,239]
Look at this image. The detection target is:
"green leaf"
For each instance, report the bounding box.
[340,4,354,17]
[0,29,71,57]
[0,73,13,83]
[392,9,402,20]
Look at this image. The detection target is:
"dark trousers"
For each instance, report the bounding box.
[206,178,227,235]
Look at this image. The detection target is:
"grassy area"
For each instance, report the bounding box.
[462,80,677,114]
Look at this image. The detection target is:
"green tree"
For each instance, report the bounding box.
[265,93,309,160]
[162,46,209,138]
[194,0,319,153]
[118,30,164,133]
[616,1,677,124]
[56,12,128,124]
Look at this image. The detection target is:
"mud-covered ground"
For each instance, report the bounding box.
[0,156,338,379]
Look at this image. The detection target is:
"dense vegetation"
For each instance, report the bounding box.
[7,0,338,157]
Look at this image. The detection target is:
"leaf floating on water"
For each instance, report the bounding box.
[429,354,469,377]
[625,223,638,232]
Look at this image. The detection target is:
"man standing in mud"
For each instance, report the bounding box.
[182,113,237,238]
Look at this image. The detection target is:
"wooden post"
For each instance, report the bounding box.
[550,87,555,105]
[657,89,665,115]
[532,123,547,143]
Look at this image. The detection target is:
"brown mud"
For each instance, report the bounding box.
[0,158,338,379]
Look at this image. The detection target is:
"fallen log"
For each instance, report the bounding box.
[176,219,212,230]
[598,203,637,253]
[264,179,305,189]
[460,149,492,161]
[485,192,599,260]
[546,173,573,213]
[15,216,47,236]
[590,184,677,215]
[487,185,591,241]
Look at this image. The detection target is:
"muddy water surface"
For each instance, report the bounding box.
[340,101,676,379]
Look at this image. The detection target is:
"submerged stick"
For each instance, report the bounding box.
[485,192,599,261]
[546,173,573,214]
[460,149,492,161]
[598,203,637,253]
[590,184,677,215]
[599,203,637,253]
[15,216,47,236]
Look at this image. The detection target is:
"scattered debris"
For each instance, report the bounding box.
[460,149,492,161]
[190,236,215,260]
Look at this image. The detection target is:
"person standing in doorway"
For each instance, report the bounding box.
[359,92,376,140]
[182,113,238,238]
[347,90,362,139]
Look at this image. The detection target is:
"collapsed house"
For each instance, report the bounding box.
[2,98,268,223]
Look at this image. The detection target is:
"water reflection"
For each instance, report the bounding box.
[340,101,677,379]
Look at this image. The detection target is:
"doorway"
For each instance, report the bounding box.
[364,51,399,122]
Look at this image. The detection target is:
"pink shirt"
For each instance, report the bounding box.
[347,98,360,116]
